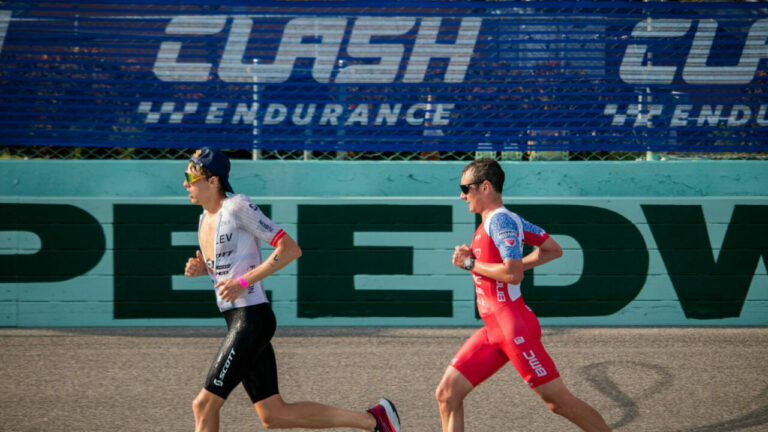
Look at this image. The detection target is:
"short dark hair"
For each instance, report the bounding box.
[462,158,505,194]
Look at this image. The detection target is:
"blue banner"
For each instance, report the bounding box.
[1,1,766,152]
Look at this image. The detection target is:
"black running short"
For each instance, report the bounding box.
[204,303,279,403]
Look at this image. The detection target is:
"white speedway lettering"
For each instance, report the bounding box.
[143,16,471,125]
[153,16,482,84]
[137,100,456,126]
[603,103,768,128]
[610,18,768,129]
[619,18,768,85]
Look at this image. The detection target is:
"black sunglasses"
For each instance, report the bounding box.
[460,181,484,194]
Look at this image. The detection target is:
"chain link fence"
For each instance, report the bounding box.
[3,3,767,158]
[2,145,766,162]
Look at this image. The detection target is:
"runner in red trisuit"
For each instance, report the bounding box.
[435,158,611,432]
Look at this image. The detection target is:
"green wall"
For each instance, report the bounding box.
[2,160,766,326]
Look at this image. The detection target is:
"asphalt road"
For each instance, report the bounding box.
[1,326,767,432]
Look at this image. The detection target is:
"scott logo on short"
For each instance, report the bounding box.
[213,348,236,387]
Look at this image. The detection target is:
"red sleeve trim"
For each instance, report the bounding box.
[524,231,549,246]
[270,229,287,247]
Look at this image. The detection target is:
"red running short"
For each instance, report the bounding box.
[451,299,559,388]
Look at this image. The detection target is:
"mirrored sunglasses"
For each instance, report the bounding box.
[184,171,205,184]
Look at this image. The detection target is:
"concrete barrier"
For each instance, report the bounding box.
[2,160,766,326]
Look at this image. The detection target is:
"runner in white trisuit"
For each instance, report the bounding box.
[197,192,285,311]
[183,147,400,432]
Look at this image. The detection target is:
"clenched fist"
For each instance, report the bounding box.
[452,244,473,269]
[185,250,208,277]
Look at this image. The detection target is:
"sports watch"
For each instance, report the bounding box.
[463,257,475,271]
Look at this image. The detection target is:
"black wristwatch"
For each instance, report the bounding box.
[463,257,475,271]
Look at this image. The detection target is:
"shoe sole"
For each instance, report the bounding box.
[380,398,401,432]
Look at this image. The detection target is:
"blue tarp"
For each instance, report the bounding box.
[1,1,766,152]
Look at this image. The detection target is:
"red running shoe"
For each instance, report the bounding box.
[368,398,400,432]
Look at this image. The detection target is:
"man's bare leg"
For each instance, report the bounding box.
[254,394,377,430]
[532,377,611,432]
[435,366,475,432]
[192,389,226,432]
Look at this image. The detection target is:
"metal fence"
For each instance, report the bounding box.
[2,145,766,161]
[2,1,767,157]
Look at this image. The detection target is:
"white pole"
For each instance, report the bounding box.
[336,59,347,160]
[644,0,656,161]
[252,58,260,160]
